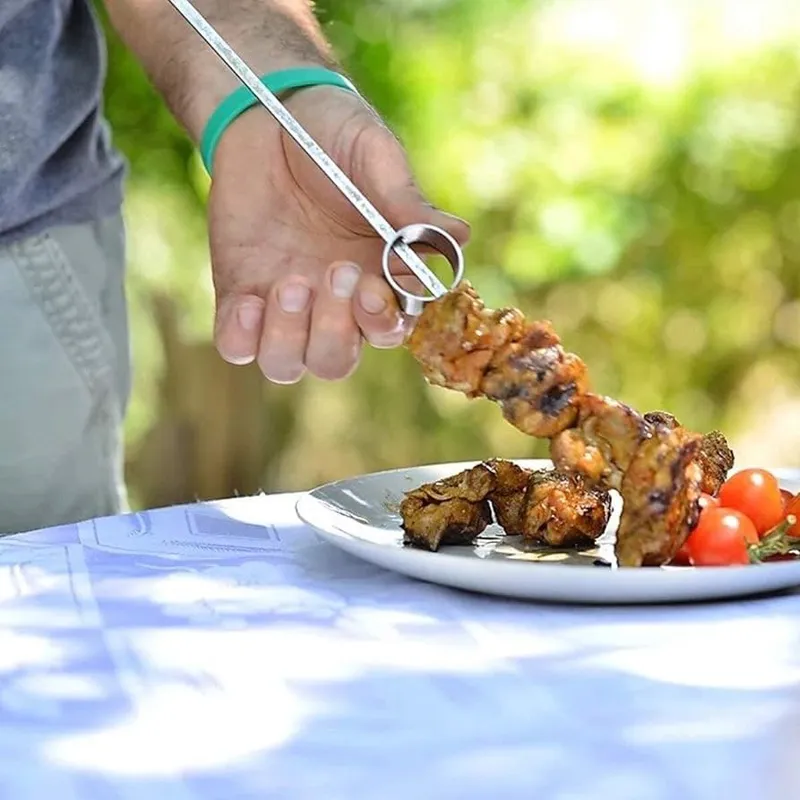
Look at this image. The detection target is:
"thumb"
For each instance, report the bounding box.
[374,172,472,295]
[355,122,471,246]
[383,183,472,249]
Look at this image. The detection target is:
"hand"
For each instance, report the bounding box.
[208,85,470,384]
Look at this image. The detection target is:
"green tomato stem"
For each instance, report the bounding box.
[748,515,799,563]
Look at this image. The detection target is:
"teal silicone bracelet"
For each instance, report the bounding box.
[199,67,358,174]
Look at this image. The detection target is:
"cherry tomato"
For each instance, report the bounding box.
[699,493,720,511]
[685,507,758,567]
[671,495,720,565]
[786,493,800,538]
[780,489,794,512]
[718,469,785,536]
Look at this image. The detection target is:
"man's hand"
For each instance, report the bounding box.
[104,0,468,382]
[209,86,469,383]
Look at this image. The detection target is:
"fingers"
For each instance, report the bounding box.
[354,273,406,349]
[257,278,313,384]
[304,262,364,380]
[216,263,430,383]
[219,265,391,385]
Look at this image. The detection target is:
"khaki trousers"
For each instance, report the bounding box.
[0,213,130,533]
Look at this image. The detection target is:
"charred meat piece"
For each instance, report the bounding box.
[484,459,531,536]
[519,469,611,548]
[616,427,704,567]
[644,411,735,494]
[643,410,679,429]
[399,463,495,551]
[401,497,492,552]
[481,338,589,438]
[697,430,735,495]
[406,282,587,436]
[405,283,528,396]
[550,394,651,490]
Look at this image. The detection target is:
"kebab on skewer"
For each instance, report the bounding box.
[157,0,745,566]
[402,282,735,567]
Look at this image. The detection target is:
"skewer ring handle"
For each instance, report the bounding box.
[381,223,465,316]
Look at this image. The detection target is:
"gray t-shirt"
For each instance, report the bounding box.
[0,0,124,244]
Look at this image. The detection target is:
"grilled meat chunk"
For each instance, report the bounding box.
[484,459,531,536]
[645,411,735,494]
[399,463,495,551]
[401,498,492,552]
[407,283,588,435]
[519,469,611,548]
[697,430,735,495]
[482,341,589,438]
[550,394,651,490]
[616,427,704,567]
[405,283,528,396]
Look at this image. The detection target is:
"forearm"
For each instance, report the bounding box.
[104,0,337,141]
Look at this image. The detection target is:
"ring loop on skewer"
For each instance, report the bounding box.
[381,224,465,316]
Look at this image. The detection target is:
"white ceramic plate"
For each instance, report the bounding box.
[295,459,800,605]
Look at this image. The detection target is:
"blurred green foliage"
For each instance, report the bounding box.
[99,0,800,506]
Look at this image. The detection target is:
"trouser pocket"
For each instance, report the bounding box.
[0,215,129,533]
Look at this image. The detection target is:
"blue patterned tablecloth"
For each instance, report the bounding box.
[0,493,798,800]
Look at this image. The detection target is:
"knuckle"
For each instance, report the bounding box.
[315,308,356,335]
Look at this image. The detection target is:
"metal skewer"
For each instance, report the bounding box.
[165,0,464,315]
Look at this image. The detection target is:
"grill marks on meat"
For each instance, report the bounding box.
[616,428,704,567]
[405,282,736,566]
[697,431,736,495]
[400,460,611,551]
[550,394,650,490]
[551,401,709,564]
[406,284,588,435]
[645,411,734,495]
[482,334,589,438]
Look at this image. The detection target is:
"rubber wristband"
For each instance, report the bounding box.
[199,67,358,174]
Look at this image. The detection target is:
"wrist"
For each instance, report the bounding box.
[199,70,359,173]
[181,57,335,142]
[213,83,361,165]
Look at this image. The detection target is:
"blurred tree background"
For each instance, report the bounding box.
[96,0,800,510]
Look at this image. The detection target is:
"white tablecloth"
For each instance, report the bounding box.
[1,492,798,800]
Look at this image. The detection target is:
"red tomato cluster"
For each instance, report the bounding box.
[674,469,800,568]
